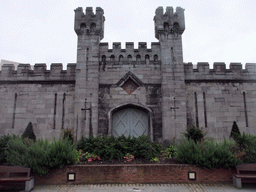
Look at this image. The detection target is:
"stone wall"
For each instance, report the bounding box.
[98,58,162,140]
[0,63,76,140]
[185,62,256,140]
[186,82,256,140]
[98,84,162,140]
[0,85,75,139]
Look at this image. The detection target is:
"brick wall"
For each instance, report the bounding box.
[32,164,235,185]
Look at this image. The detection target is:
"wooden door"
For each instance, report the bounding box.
[112,107,149,137]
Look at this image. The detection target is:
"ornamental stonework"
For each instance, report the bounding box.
[121,78,139,95]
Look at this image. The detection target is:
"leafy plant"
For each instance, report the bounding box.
[235,132,251,150]
[22,122,36,142]
[184,125,205,143]
[80,151,102,162]
[25,139,51,175]
[233,133,256,163]
[131,135,162,160]
[123,153,134,162]
[5,137,30,167]
[175,139,240,169]
[150,157,160,162]
[46,137,77,169]
[244,140,256,163]
[0,134,18,163]
[164,145,177,159]
[6,137,78,175]
[76,135,161,161]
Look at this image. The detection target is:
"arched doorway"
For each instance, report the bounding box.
[112,107,149,137]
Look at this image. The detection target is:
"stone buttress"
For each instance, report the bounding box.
[154,7,186,141]
[74,7,104,140]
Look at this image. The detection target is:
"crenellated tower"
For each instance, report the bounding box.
[154,6,187,141]
[74,7,105,140]
[74,7,104,39]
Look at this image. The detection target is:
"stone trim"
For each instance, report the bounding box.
[185,80,256,84]
[0,80,75,84]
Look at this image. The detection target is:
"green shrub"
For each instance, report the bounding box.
[0,134,18,163]
[229,132,256,163]
[77,135,127,161]
[76,135,162,161]
[244,140,256,163]
[131,135,162,160]
[5,137,29,167]
[175,139,240,169]
[164,145,177,159]
[184,125,205,143]
[236,134,256,163]
[22,122,36,142]
[46,137,78,168]
[26,139,50,175]
[234,132,252,150]
[6,137,78,175]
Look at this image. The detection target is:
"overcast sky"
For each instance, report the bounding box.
[0,0,256,69]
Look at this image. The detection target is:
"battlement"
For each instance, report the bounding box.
[0,63,76,82]
[74,7,105,39]
[184,62,256,81]
[99,42,161,65]
[154,6,185,39]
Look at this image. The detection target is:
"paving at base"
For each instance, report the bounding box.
[31,183,256,192]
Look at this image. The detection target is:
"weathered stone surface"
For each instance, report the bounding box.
[0,6,256,141]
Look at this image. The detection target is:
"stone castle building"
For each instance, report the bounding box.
[0,6,256,142]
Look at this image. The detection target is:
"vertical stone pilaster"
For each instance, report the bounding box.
[74,7,104,140]
[154,6,186,142]
[160,34,187,141]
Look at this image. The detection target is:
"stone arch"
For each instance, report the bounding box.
[164,22,169,31]
[119,55,123,62]
[101,55,106,71]
[145,54,150,65]
[136,54,141,62]
[173,22,179,31]
[108,103,153,139]
[101,55,106,62]
[110,55,115,62]
[127,55,132,63]
[90,22,96,32]
[80,23,86,34]
[80,23,86,28]
[154,54,158,62]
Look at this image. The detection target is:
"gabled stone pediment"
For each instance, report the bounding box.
[116,71,144,95]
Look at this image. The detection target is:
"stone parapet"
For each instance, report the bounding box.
[0,63,76,81]
[184,62,256,81]
[99,42,161,62]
